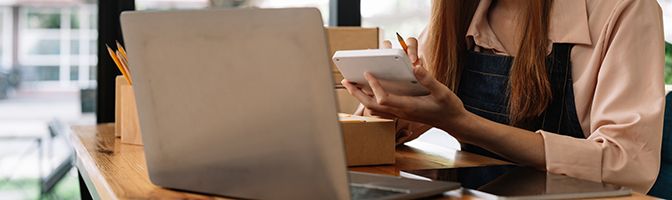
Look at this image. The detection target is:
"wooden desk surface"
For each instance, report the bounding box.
[70,124,653,200]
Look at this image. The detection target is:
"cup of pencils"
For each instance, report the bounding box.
[110,42,143,146]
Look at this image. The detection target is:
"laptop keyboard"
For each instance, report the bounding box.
[350,185,406,200]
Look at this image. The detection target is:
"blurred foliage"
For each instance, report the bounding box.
[0,169,80,200]
[27,11,60,29]
[666,42,672,84]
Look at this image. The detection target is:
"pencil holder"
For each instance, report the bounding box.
[115,76,143,145]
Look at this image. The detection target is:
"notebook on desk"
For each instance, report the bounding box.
[120,8,459,200]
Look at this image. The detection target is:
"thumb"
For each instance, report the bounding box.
[413,66,445,93]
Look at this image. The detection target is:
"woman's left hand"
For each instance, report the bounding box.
[341,65,469,130]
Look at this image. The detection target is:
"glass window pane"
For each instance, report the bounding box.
[37,66,59,81]
[26,8,61,29]
[71,40,79,55]
[70,66,79,81]
[22,66,60,81]
[71,12,80,29]
[136,0,330,25]
[361,0,431,44]
[89,10,97,28]
[0,9,3,57]
[28,39,60,55]
[249,0,330,25]
[89,65,96,80]
[89,40,96,54]
[136,0,209,10]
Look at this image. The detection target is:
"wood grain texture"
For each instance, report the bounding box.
[114,76,124,138]
[71,124,225,200]
[118,85,142,145]
[70,124,654,200]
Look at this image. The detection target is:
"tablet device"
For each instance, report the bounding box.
[333,49,431,96]
[404,165,631,200]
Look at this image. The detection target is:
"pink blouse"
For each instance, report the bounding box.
[419,0,665,193]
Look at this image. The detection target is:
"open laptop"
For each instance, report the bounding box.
[120,8,459,200]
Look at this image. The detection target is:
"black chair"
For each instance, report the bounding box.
[648,92,672,199]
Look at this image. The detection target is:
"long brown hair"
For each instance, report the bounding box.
[426,0,553,125]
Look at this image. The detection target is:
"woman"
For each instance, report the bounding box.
[343,0,664,193]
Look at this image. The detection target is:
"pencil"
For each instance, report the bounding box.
[396,32,408,54]
[116,50,132,81]
[106,45,132,85]
[115,41,128,61]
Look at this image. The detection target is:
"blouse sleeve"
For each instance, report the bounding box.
[539,0,665,193]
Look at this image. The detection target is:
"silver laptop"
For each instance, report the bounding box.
[120,8,459,200]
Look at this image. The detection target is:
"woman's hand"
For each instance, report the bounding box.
[395,119,431,145]
[341,37,469,132]
[343,38,546,168]
[352,39,410,118]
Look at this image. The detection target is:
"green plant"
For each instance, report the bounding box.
[665,42,672,84]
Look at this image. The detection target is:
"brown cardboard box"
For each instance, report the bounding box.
[326,27,380,85]
[339,113,395,166]
[115,76,143,145]
[336,87,360,114]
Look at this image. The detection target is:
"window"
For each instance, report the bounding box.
[361,0,431,45]
[27,39,60,55]
[25,8,61,29]
[660,0,672,84]
[21,65,60,81]
[89,65,96,80]
[70,65,78,80]
[136,0,330,25]
[18,5,97,87]
[250,0,330,25]
[0,7,8,71]
[136,0,209,10]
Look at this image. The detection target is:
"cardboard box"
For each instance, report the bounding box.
[336,87,360,114]
[326,27,380,85]
[339,113,395,166]
[115,76,143,145]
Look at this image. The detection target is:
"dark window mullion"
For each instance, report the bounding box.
[329,0,361,26]
[96,0,135,123]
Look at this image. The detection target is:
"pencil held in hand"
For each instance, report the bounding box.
[396,32,408,54]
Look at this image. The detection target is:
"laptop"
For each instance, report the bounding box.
[120,8,459,200]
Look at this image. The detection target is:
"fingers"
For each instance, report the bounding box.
[406,37,419,64]
[395,130,414,145]
[364,72,405,108]
[383,40,393,49]
[353,104,365,116]
[342,79,376,107]
[413,66,446,95]
[364,72,388,105]
[369,110,396,119]
[342,79,400,115]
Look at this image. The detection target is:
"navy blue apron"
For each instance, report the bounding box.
[457,43,585,160]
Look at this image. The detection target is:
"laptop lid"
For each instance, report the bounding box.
[120,8,349,199]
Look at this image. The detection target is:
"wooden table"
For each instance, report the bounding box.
[70,123,654,200]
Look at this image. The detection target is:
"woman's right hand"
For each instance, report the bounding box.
[350,37,430,144]
[354,104,431,145]
[395,119,432,145]
[353,38,423,118]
